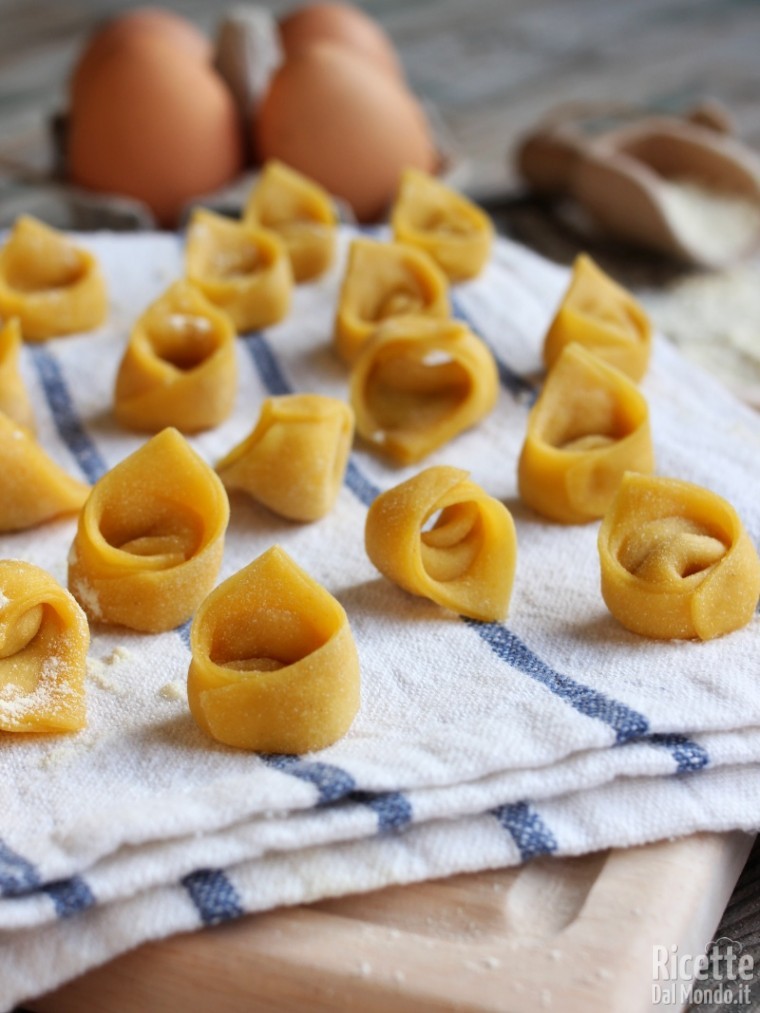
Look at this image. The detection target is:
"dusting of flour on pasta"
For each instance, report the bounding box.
[0,657,75,722]
[69,577,103,621]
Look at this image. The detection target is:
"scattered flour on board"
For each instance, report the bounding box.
[38,726,100,770]
[159,680,185,702]
[106,646,132,664]
[87,646,132,694]
[0,590,10,607]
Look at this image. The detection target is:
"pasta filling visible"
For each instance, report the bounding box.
[599,473,760,640]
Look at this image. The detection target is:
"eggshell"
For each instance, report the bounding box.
[255,42,436,221]
[71,8,210,103]
[279,2,403,80]
[69,34,244,227]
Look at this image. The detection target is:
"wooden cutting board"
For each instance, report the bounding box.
[30,830,753,1013]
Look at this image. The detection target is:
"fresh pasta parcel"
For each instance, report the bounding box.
[68,428,229,632]
[0,413,89,532]
[334,238,448,364]
[0,215,107,341]
[391,168,493,282]
[216,394,353,521]
[0,318,35,431]
[365,465,517,622]
[544,254,651,382]
[188,546,360,752]
[599,473,760,640]
[185,208,292,333]
[114,280,237,433]
[0,560,89,733]
[244,160,337,283]
[351,316,498,465]
[519,343,654,524]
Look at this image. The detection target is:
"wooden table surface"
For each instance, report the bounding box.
[1,2,759,1011]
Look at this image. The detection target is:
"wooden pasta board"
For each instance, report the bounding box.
[29,830,753,1013]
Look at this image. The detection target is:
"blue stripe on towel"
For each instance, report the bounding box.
[0,840,95,918]
[181,868,244,926]
[262,755,357,806]
[451,294,536,401]
[176,619,192,650]
[344,459,380,508]
[0,839,41,897]
[243,333,292,396]
[43,876,95,918]
[29,345,108,483]
[492,801,557,860]
[350,792,413,833]
[646,733,710,773]
[464,619,649,744]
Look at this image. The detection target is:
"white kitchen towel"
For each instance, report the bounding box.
[2,764,759,1012]
[0,227,759,1007]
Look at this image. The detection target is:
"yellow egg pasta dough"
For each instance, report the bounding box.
[365,465,517,622]
[114,280,237,433]
[0,318,34,431]
[391,168,493,281]
[217,394,353,521]
[0,413,89,532]
[187,546,360,752]
[0,560,89,733]
[334,238,449,364]
[351,315,498,464]
[185,208,292,333]
[68,428,229,633]
[519,343,654,524]
[244,160,337,283]
[543,254,651,382]
[0,216,107,341]
[599,473,760,640]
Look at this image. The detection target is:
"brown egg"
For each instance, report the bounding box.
[69,33,244,227]
[254,43,436,222]
[71,8,211,104]
[279,2,403,80]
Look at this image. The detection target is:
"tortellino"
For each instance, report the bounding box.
[391,168,493,282]
[334,238,449,364]
[114,280,237,433]
[0,414,89,532]
[187,545,360,752]
[68,428,229,633]
[599,473,760,640]
[0,318,34,431]
[185,208,292,333]
[350,315,498,465]
[365,466,517,622]
[0,560,89,733]
[518,343,654,524]
[244,160,337,283]
[0,216,107,341]
[216,394,353,521]
[544,254,651,382]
